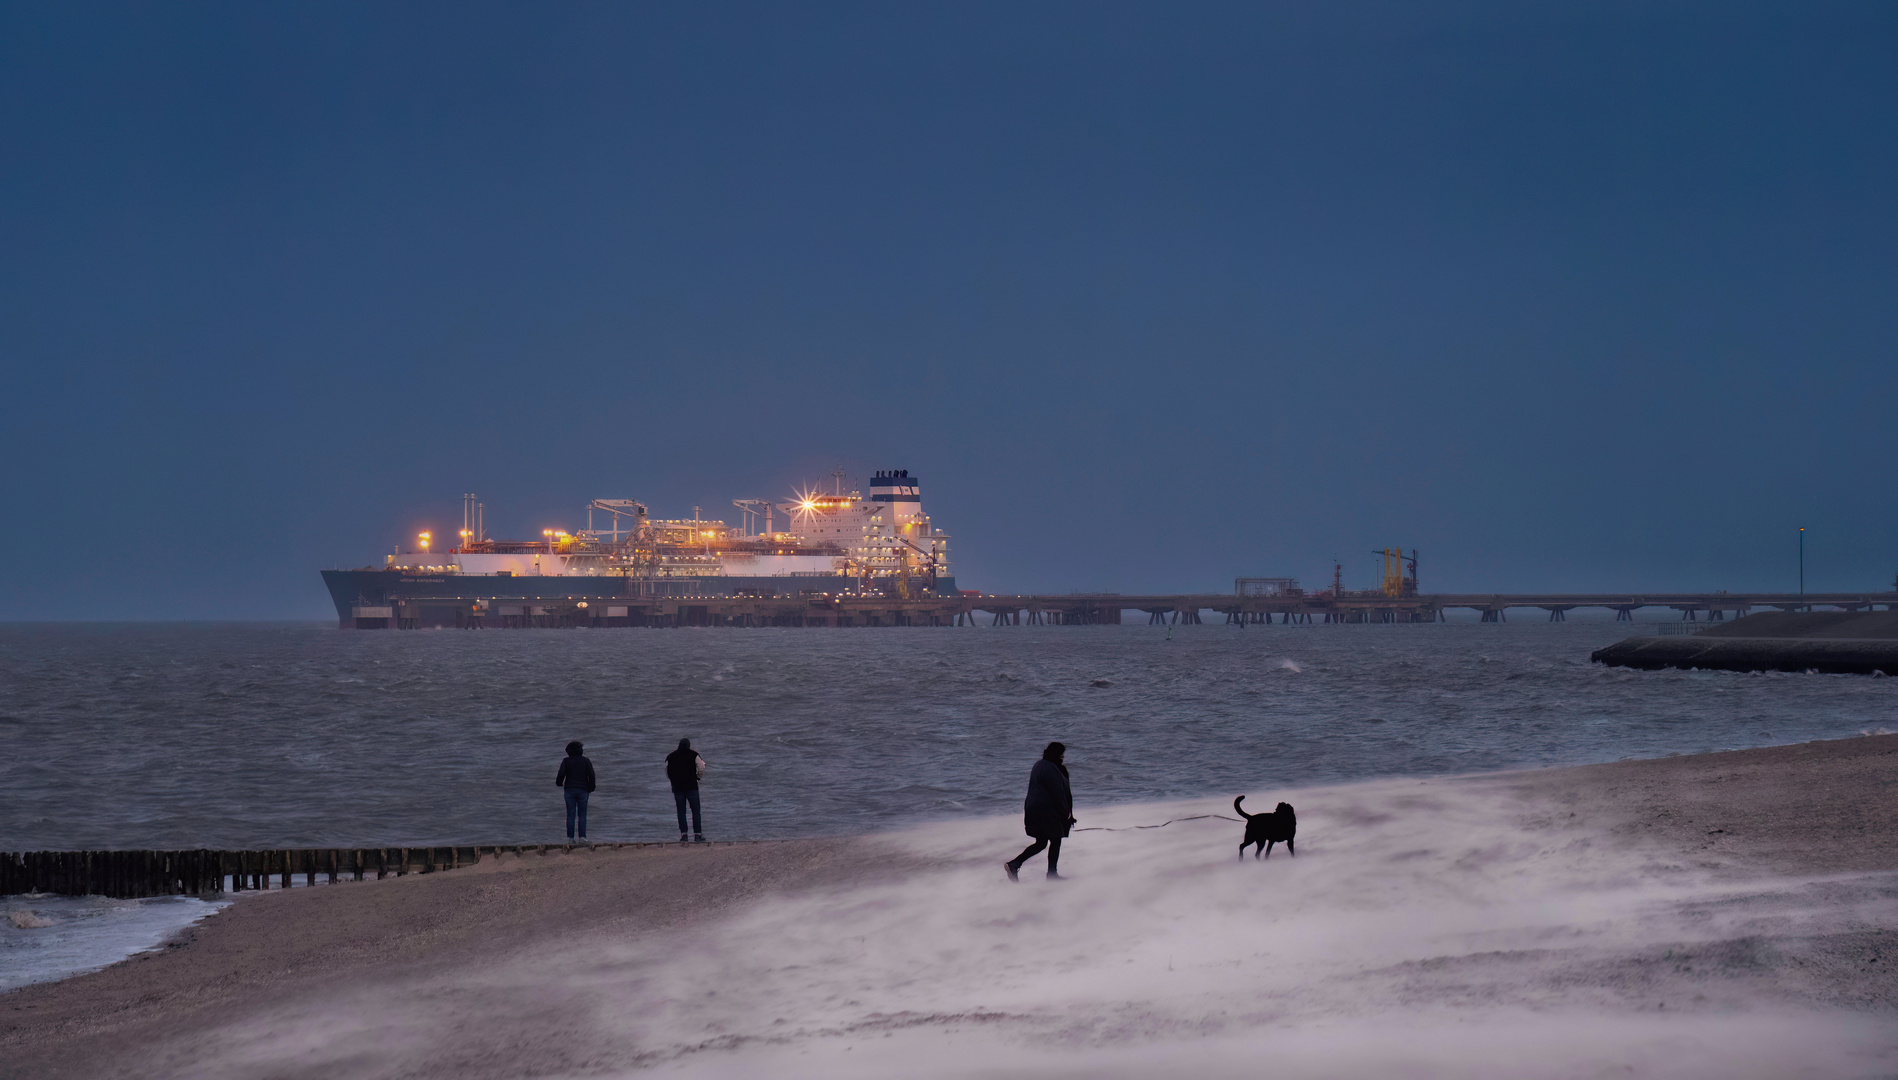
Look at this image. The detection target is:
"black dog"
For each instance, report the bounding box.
[1234,797,1296,860]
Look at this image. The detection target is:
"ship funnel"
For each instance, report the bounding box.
[869,469,921,508]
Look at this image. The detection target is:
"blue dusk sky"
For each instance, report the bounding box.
[2,2,1894,618]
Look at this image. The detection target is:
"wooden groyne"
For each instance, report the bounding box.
[0,843,703,899]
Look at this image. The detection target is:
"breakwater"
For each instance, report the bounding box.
[1591,610,1898,675]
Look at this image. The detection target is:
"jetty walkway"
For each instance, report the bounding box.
[381,590,1898,628]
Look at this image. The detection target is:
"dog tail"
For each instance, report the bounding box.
[1233,795,1253,819]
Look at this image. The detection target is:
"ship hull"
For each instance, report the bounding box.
[320,570,960,628]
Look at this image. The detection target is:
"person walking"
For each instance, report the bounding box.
[665,737,706,842]
[555,740,596,843]
[1004,741,1074,881]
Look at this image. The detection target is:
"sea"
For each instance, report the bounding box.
[3,617,1893,991]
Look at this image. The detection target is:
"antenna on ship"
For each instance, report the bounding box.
[832,469,845,495]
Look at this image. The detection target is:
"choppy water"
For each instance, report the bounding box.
[2,619,1892,851]
[1,892,227,992]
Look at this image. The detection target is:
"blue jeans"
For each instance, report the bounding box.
[564,787,589,839]
[673,788,701,834]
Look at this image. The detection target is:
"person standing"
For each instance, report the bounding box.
[555,740,596,843]
[665,738,706,842]
[1004,741,1074,881]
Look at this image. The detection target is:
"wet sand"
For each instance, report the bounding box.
[4,734,1894,1079]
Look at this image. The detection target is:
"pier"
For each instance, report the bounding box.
[336,589,1898,628]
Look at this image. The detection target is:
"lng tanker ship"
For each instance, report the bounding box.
[320,470,956,628]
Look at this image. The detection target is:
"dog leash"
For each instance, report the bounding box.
[1072,813,1244,832]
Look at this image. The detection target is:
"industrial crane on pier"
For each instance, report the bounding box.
[1370,548,1419,598]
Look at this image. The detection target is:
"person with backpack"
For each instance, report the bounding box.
[554,740,596,843]
[665,738,706,842]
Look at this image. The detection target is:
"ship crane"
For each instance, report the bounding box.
[587,500,649,543]
[732,499,774,537]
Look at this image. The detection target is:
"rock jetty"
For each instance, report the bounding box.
[1591,610,1898,675]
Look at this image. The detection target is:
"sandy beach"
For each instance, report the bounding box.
[5,734,1895,1079]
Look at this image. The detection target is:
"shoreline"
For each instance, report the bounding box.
[4,734,1894,1079]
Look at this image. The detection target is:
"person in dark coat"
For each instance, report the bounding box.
[554,740,596,842]
[664,737,705,843]
[1004,741,1074,881]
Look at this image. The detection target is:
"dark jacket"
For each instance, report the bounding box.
[665,747,702,792]
[1022,758,1073,840]
[555,754,596,792]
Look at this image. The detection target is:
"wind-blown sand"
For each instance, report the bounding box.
[4,735,1895,1079]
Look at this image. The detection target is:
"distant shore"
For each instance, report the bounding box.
[4,734,1894,1080]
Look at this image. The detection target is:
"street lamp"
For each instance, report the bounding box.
[1799,527,1806,611]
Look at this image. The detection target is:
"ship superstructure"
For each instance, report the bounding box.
[322,470,955,627]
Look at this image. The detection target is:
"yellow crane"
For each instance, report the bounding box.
[1369,548,1419,597]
